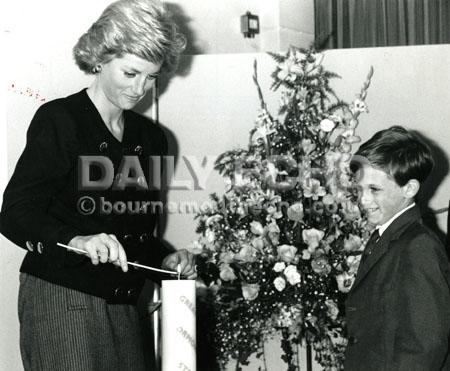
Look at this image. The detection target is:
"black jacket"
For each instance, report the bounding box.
[344,206,450,370]
[1,89,172,304]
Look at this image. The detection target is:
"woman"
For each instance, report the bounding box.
[0,0,196,370]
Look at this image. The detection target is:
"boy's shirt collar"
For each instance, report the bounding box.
[377,202,416,236]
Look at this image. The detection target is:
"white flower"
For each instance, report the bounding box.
[302,178,326,200]
[235,244,258,263]
[219,264,237,281]
[251,237,265,250]
[206,229,216,243]
[219,252,234,264]
[344,234,362,252]
[284,265,301,285]
[302,228,325,251]
[242,283,260,301]
[302,249,311,260]
[351,98,368,113]
[287,203,304,222]
[266,222,280,245]
[206,214,223,226]
[277,244,298,263]
[274,277,286,292]
[320,118,335,132]
[250,221,264,235]
[273,262,286,272]
[346,255,362,275]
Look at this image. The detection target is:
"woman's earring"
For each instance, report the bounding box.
[92,65,102,74]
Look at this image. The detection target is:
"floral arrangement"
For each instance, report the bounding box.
[192,47,374,370]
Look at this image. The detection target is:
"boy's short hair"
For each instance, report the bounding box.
[351,126,434,186]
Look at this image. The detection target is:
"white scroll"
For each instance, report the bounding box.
[162,280,196,371]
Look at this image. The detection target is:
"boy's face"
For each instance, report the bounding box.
[355,165,413,226]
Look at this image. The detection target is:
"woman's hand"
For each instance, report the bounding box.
[162,249,197,279]
[68,234,128,272]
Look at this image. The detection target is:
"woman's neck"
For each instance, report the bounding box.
[86,85,124,141]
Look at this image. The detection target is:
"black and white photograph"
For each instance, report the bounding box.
[2,1,450,370]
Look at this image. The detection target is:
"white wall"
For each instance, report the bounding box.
[167,0,314,54]
[3,0,450,370]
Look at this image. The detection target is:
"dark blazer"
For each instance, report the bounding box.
[345,206,450,371]
[0,89,172,304]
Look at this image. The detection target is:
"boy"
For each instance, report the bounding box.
[346,126,450,370]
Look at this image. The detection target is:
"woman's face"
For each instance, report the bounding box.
[97,53,162,110]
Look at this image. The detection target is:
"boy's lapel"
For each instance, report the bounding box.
[350,205,422,292]
[351,237,389,289]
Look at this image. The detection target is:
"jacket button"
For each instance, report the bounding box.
[114,287,125,297]
[348,336,358,345]
[99,141,108,152]
[127,288,136,299]
[139,233,148,243]
[123,234,133,242]
[25,241,34,252]
[36,242,44,254]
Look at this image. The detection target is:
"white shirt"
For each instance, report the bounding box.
[377,202,416,236]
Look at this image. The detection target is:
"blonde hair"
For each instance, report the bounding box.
[73,0,185,74]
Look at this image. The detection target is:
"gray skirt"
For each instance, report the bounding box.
[18,273,147,371]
